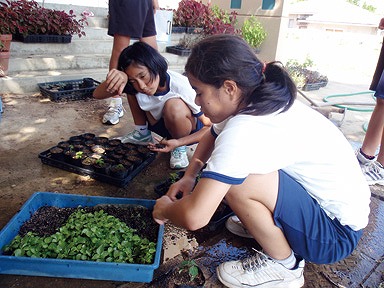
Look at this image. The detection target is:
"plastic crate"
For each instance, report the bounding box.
[165,46,191,56]
[15,34,72,43]
[0,192,164,282]
[38,78,100,102]
[38,133,157,187]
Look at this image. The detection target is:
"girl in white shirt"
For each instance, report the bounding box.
[152,34,371,288]
[94,42,211,169]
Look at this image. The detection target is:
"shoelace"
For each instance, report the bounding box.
[241,249,272,272]
[171,149,182,159]
[362,161,383,174]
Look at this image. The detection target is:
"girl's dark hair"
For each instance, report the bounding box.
[185,34,296,115]
[118,42,168,94]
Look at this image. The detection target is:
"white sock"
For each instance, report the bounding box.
[135,125,148,135]
[110,97,122,105]
[274,250,296,269]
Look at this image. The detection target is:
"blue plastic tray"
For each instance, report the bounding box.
[0,192,164,282]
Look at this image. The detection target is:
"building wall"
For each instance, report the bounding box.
[201,0,289,62]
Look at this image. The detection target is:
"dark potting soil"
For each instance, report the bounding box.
[18,205,159,243]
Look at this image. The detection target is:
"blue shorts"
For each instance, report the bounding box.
[374,70,384,99]
[148,117,203,139]
[274,170,363,264]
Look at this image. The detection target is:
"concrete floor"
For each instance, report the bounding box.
[0,80,383,287]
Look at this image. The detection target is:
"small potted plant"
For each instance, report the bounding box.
[5,0,88,43]
[241,15,267,53]
[109,163,129,179]
[93,158,110,174]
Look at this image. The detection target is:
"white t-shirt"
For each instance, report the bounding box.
[135,70,202,121]
[202,100,371,231]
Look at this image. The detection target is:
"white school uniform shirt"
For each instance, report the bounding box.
[135,70,202,121]
[202,100,371,231]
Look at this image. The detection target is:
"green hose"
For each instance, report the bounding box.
[322,91,375,112]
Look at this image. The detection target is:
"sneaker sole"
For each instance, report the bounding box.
[170,164,188,169]
[102,119,120,125]
[102,111,124,125]
[119,138,154,145]
[225,218,253,238]
[367,179,384,186]
[216,266,305,288]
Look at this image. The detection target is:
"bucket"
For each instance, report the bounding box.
[154,10,173,43]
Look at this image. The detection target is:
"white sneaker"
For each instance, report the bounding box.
[355,148,375,166]
[217,250,305,288]
[117,130,153,145]
[225,216,253,238]
[186,143,198,162]
[170,146,189,169]
[361,161,384,185]
[102,98,124,125]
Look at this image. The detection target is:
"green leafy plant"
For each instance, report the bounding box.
[178,259,199,281]
[74,151,83,159]
[4,209,157,264]
[169,172,182,184]
[241,16,267,49]
[285,57,328,89]
[95,158,105,166]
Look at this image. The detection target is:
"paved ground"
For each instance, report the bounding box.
[0,79,383,287]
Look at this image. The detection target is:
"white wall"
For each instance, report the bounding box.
[36,0,181,9]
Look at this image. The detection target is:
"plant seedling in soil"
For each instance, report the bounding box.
[178,259,199,282]
[3,207,157,264]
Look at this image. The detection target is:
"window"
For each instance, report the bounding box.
[230,0,241,9]
[262,0,275,10]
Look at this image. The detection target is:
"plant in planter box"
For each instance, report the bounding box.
[285,58,328,91]
[167,1,238,56]
[4,0,88,43]
[172,0,209,32]
[241,16,267,52]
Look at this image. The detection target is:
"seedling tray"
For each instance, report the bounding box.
[0,192,164,282]
[38,78,100,101]
[38,133,156,187]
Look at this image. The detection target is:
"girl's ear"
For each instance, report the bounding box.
[223,80,239,100]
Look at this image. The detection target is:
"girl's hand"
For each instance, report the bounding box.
[105,69,128,95]
[167,175,196,201]
[153,195,173,225]
[147,136,179,153]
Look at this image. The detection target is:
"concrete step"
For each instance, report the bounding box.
[1,52,188,94]
[1,24,188,94]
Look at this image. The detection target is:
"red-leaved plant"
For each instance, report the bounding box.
[2,0,87,37]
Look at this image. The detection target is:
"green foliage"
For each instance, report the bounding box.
[4,209,156,264]
[169,172,182,184]
[95,158,105,165]
[285,57,328,88]
[179,259,199,281]
[241,16,267,49]
[74,151,83,159]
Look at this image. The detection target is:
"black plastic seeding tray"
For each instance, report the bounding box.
[38,78,100,102]
[38,133,156,187]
